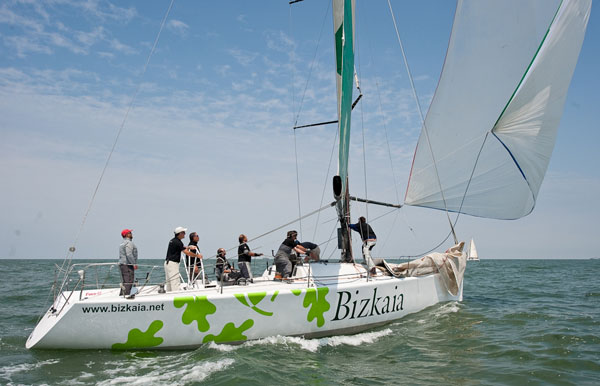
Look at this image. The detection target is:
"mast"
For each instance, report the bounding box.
[332,0,355,262]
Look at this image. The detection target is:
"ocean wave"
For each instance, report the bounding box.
[0,359,60,382]
[412,301,461,325]
[240,329,394,353]
[95,358,234,385]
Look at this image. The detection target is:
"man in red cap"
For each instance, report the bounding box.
[119,229,138,298]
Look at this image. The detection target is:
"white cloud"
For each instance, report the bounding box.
[48,31,86,54]
[97,51,114,59]
[75,26,105,46]
[167,19,189,36]
[0,5,44,33]
[227,48,258,66]
[4,35,52,57]
[109,38,136,55]
[265,30,295,53]
[67,0,137,23]
[215,64,231,77]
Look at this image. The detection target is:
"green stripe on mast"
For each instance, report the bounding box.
[337,0,354,194]
[333,0,355,262]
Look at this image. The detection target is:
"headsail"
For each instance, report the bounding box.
[332,0,355,261]
[405,0,591,219]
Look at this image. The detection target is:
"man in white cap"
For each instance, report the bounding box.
[164,227,202,291]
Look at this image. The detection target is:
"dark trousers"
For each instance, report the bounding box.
[275,258,292,278]
[119,264,135,296]
[239,261,252,279]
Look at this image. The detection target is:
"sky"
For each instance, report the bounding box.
[0,0,598,261]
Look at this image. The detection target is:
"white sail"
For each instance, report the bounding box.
[405,0,591,219]
[467,239,479,261]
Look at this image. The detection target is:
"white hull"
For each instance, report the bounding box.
[27,262,462,350]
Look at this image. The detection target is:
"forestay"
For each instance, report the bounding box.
[405,0,591,219]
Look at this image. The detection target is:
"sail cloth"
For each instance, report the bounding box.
[385,243,467,296]
[404,0,591,219]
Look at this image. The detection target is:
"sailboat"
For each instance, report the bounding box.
[467,239,479,262]
[26,0,591,349]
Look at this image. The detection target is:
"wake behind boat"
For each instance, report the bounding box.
[27,0,590,350]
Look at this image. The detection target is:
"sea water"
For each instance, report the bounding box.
[0,259,598,385]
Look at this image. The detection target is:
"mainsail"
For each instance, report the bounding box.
[467,239,479,261]
[405,0,591,220]
[332,0,355,261]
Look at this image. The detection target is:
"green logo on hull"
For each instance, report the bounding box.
[174,295,217,332]
[203,319,254,344]
[303,287,330,327]
[112,320,164,350]
[234,292,273,316]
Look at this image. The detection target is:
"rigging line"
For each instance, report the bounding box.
[386,0,458,244]
[312,126,339,241]
[396,130,490,261]
[398,195,469,259]
[293,129,303,239]
[56,0,176,282]
[321,217,340,261]
[351,0,368,220]
[374,80,401,205]
[325,217,340,258]
[289,4,296,127]
[379,208,401,252]
[289,3,303,239]
[456,132,491,218]
[291,0,331,127]
[369,207,400,224]
[245,202,335,249]
[355,13,369,221]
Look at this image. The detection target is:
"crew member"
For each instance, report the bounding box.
[164,227,202,292]
[119,228,138,298]
[274,230,304,279]
[349,216,377,270]
[299,241,320,262]
[215,248,233,281]
[187,232,203,284]
[237,234,263,282]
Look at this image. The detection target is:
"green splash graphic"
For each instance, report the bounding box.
[303,287,330,327]
[270,291,279,302]
[202,319,254,344]
[174,295,216,332]
[112,320,164,350]
[291,289,302,296]
[234,292,273,316]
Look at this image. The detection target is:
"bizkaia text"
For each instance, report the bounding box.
[332,286,404,321]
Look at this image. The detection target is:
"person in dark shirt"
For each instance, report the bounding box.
[274,230,304,279]
[215,248,233,281]
[237,234,263,282]
[349,216,377,270]
[164,226,202,292]
[299,241,320,263]
[187,232,204,284]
